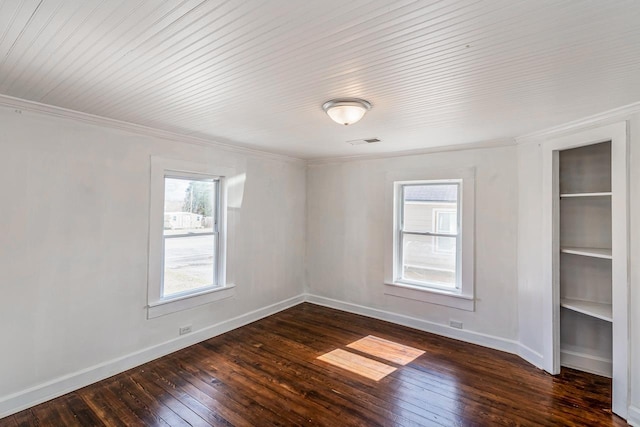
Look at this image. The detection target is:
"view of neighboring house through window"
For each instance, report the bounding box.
[434,209,457,253]
[163,176,219,297]
[397,181,461,290]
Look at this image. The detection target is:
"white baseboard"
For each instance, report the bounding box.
[560,349,612,378]
[305,294,520,356]
[0,294,305,419]
[628,406,640,426]
[517,343,545,370]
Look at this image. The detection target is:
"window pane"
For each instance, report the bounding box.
[403,184,458,233]
[436,210,457,234]
[402,234,456,287]
[163,234,216,296]
[163,177,217,298]
[164,177,215,236]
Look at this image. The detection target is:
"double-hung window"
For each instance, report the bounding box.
[385,170,475,311]
[397,181,461,290]
[148,158,235,318]
[163,175,219,297]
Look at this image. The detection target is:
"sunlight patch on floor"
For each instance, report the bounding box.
[317,349,396,381]
[347,335,425,365]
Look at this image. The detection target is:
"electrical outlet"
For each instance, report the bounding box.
[179,325,192,335]
[449,320,463,329]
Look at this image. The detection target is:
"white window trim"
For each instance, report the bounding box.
[147,157,236,319]
[384,167,475,311]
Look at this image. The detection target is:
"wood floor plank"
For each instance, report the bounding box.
[10,410,37,427]
[29,400,67,426]
[0,303,628,426]
[169,354,313,427]
[0,418,16,427]
[77,386,134,427]
[84,384,147,426]
[106,377,172,426]
[178,345,303,423]
[127,370,211,427]
[144,357,266,426]
[65,392,108,426]
[120,374,193,427]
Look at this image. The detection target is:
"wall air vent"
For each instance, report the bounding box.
[347,137,381,146]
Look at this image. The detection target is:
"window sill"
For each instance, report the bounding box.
[384,282,474,311]
[147,284,236,319]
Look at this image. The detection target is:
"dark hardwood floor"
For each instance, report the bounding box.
[1,303,626,426]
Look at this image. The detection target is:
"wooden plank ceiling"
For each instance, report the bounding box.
[1,0,639,159]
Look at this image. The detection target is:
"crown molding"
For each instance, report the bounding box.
[306,138,516,166]
[516,101,640,145]
[0,94,306,165]
[12,94,636,164]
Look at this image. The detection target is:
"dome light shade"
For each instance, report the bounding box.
[322,98,372,125]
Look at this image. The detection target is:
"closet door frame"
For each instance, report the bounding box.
[541,121,628,418]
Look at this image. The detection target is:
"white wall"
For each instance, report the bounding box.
[306,146,519,343]
[0,105,306,408]
[516,142,544,360]
[516,112,640,422]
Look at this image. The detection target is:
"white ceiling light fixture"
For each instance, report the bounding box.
[322,98,372,125]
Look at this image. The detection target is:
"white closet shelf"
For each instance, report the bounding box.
[560,247,612,259]
[560,192,612,198]
[560,298,612,322]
